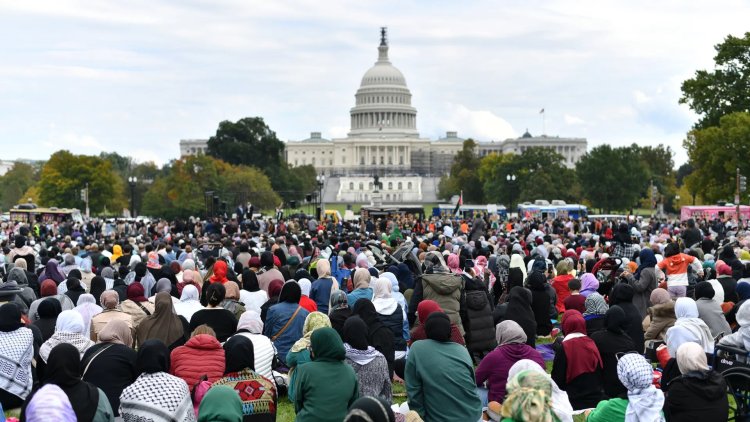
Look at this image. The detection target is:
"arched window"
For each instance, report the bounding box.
[388,182,393,190]
[407,182,412,189]
[386,194,391,201]
[398,182,402,190]
[349,182,354,190]
[359,182,364,190]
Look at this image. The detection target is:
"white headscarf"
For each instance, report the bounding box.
[173,285,203,322]
[666,298,714,355]
[39,310,94,362]
[707,279,725,304]
[508,359,574,422]
[56,309,86,334]
[237,310,264,334]
[509,254,528,282]
[74,294,102,335]
[617,353,664,422]
[298,278,312,296]
[372,277,398,315]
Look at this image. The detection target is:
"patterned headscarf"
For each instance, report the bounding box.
[617,353,664,422]
[290,311,331,353]
[583,292,609,317]
[501,370,555,422]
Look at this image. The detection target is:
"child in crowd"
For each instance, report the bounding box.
[563,279,586,313]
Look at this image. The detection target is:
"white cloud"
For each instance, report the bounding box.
[432,103,515,141]
[564,114,585,125]
[634,90,652,104]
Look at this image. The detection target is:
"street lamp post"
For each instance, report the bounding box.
[506,174,516,218]
[316,174,326,221]
[128,176,138,218]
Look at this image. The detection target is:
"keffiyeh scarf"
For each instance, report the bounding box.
[120,372,195,422]
[39,332,95,363]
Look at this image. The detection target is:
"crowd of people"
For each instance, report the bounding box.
[0,211,746,421]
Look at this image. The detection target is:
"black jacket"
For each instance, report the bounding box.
[551,340,605,410]
[463,286,496,354]
[590,330,636,398]
[378,304,407,352]
[665,370,728,422]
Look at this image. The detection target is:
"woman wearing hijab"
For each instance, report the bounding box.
[297,278,318,312]
[694,281,732,338]
[220,281,247,320]
[500,370,557,422]
[406,312,482,421]
[509,253,527,282]
[232,311,276,381]
[27,279,74,321]
[507,359,574,422]
[719,300,750,353]
[197,385,243,422]
[495,286,538,347]
[0,303,34,409]
[64,277,86,306]
[342,316,391,401]
[89,276,107,307]
[609,283,645,353]
[475,320,544,404]
[120,282,155,328]
[665,342,729,422]
[551,310,604,410]
[409,299,465,345]
[90,290,133,343]
[33,298,62,342]
[112,273,128,302]
[643,288,676,341]
[39,309,95,364]
[526,271,554,337]
[177,269,202,297]
[579,273,599,298]
[590,306,637,398]
[344,396,396,422]
[22,343,113,421]
[22,384,77,422]
[210,335,277,422]
[190,283,239,342]
[582,292,609,336]
[39,259,65,285]
[294,327,359,422]
[119,339,195,422]
[727,281,750,326]
[174,284,204,322]
[585,353,664,422]
[287,312,331,401]
[665,297,715,356]
[75,293,103,336]
[309,259,337,314]
[240,268,268,315]
[263,281,309,367]
[82,319,137,416]
[720,244,744,280]
[136,292,188,349]
[6,267,35,308]
[347,267,374,308]
[371,277,408,360]
[352,299,395,378]
[329,289,352,338]
[260,279,284,323]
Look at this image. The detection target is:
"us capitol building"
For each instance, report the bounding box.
[180,28,587,204]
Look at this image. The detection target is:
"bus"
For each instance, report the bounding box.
[9,205,84,224]
[517,200,588,220]
[680,205,750,221]
[432,204,508,219]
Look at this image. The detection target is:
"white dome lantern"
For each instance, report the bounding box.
[348,27,419,138]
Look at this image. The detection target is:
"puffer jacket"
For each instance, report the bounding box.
[170,334,225,388]
[643,300,676,341]
[464,289,496,353]
[419,272,465,334]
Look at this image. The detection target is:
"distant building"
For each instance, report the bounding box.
[179,139,209,157]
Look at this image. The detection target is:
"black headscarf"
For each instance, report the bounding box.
[260,251,275,269]
[242,268,260,292]
[278,281,301,304]
[507,267,524,292]
[64,277,85,305]
[0,303,23,332]
[526,271,547,292]
[35,298,62,341]
[343,315,369,350]
[89,276,107,307]
[608,283,644,351]
[615,223,632,245]
[425,312,451,342]
[294,268,312,282]
[137,339,170,374]
[67,269,82,281]
[604,305,629,335]
[352,299,389,347]
[503,286,537,347]
[345,396,396,422]
[43,343,99,421]
[695,281,715,300]
[223,335,255,373]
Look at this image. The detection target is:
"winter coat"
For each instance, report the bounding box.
[410,272,465,335]
[665,370,729,422]
[463,289,496,353]
[530,287,553,336]
[590,330,636,398]
[169,333,226,388]
[642,301,676,341]
[625,267,658,319]
[552,274,573,314]
[378,305,407,352]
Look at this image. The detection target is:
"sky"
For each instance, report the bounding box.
[1,1,749,167]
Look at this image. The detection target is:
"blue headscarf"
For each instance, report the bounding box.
[635,248,657,280]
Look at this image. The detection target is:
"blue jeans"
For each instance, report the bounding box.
[476,386,489,407]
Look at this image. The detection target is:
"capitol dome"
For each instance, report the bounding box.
[348,28,418,138]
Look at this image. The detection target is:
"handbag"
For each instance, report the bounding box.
[271,306,302,342]
[82,344,114,378]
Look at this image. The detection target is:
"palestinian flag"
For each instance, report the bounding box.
[453,191,463,216]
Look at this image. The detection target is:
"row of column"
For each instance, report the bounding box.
[355,145,410,166]
[351,112,415,129]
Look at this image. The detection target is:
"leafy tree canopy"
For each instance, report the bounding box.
[438,139,483,203]
[0,162,39,210]
[576,145,650,212]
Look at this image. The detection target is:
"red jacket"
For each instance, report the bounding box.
[299,295,318,313]
[552,274,574,314]
[170,334,225,388]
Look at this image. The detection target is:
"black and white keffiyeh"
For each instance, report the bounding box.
[39,332,94,363]
[119,372,195,422]
[617,353,664,422]
[0,327,34,400]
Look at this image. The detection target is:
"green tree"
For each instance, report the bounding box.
[0,162,39,210]
[513,147,578,204]
[576,145,649,212]
[141,155,280,220]
[38,151,125,213]
[680,32,750,129]
[478,152,516,204]
[631,144,677,211]
[683,112,750,203]
[437,139,483,203]
[206,117,285,175]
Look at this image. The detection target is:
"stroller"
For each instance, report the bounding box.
[591,257,623,297]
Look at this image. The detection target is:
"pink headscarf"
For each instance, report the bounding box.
[447,254,462,274]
